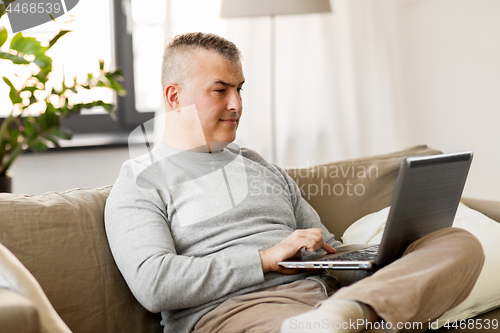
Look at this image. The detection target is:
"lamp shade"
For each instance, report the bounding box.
[220,0,332,18]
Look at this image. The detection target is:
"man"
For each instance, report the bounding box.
[105,32,484,333]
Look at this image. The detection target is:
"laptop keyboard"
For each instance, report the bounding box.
[320,245,379,261]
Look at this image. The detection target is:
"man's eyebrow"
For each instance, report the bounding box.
[213,80,245,87]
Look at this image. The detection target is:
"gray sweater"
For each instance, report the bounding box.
[104,142,341,333]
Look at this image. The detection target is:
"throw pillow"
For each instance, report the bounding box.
[0,242,71,333]
[341,203,500,327]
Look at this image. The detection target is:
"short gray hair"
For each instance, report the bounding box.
[161,32,242,93]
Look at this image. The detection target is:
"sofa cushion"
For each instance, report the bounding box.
[0,288,40,333]
[286,145,442,239]
[342,203,500,327]
[0,187,162,333]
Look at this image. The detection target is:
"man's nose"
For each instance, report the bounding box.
[227,90,242,112]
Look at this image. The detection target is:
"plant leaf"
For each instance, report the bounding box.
[0,26,7,47]
[39,104,60,130]
[35,70,50,84]
[47,30,71,50]
[65,100,115,116]
[30,139,48,152]
[21,85,37,93]
[34,54,52,70]
[100,102,114,112]
[0,51,29,64]
[23,117,37,137]
[0,1,17,20]
[7,128,20,150]
[10,32,46,56]
[51,127,72,140]
[41,134,61,147]
[2,76,22,104]
[96,78,108,87]
[112,68,123,77]
[105,73,127,96]
[0,1,17,19]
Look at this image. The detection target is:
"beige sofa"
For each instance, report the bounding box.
[0,145,498,333]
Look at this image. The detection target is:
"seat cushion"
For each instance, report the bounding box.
[0,187,162,333]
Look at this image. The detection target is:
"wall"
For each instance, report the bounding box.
[394,0,500,200]
[10,147,132,195]
[8,0,499,200]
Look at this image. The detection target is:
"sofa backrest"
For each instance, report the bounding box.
[286,145,442,240]
[0,187,162,333]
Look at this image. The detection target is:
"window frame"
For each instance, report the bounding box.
[1,0,156,149]
[61,0,155,140]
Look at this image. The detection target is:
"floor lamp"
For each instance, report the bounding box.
[220,0,332,163]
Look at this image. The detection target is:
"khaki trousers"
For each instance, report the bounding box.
[193,228,484,333]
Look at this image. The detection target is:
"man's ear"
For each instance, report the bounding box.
[165,84,181,110]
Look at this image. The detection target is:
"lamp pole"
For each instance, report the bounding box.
[270,15,277,163]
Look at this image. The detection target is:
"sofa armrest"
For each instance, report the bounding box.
[0,288,41,333]
[461,197,500,223]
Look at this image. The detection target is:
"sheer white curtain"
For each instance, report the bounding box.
[156,0,402,167]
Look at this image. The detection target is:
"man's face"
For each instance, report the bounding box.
[178,49,245,147]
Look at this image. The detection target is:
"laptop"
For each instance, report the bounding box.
[279,151,473,271]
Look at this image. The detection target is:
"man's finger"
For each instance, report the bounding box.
[322,243,336,254]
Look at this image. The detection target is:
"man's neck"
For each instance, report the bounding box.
[161,140,229,154]
[161,106,230,153]
[161,105,210,153]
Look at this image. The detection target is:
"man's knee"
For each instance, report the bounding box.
[451,228,485,267]
[405,227,484,264]
[453,227,483,249]
[440,228,483,257]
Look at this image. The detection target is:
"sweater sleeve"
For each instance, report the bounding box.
[274,165,342,249]
[104,161,265,313]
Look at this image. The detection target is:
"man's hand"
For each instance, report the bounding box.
[258,228,336,274]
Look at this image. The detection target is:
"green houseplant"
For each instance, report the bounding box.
[0,4,125,192]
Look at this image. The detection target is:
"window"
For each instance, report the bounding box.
[0,0,161,148]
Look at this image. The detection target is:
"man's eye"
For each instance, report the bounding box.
[237,88,243,93]
[215,89,225,93]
